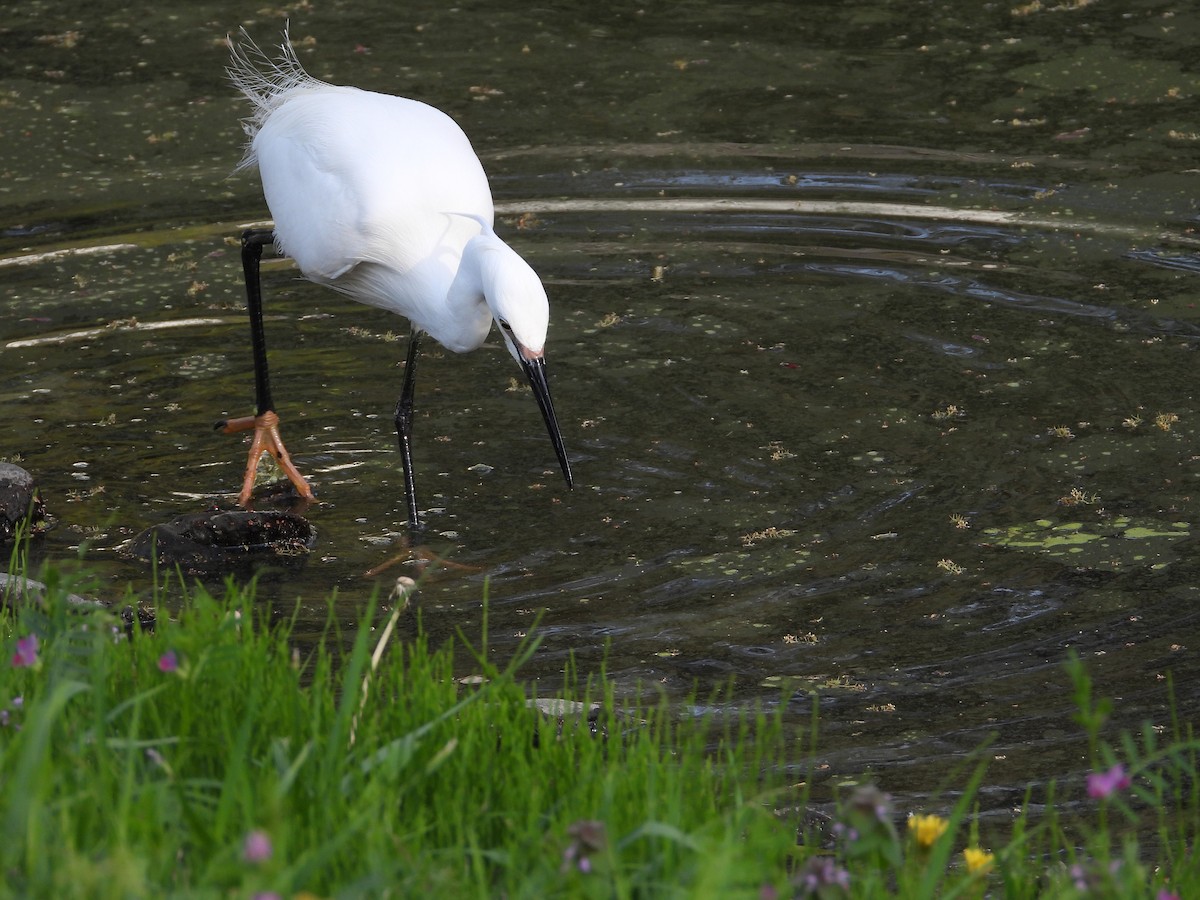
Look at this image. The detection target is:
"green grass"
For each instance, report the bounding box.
[0,566,800,898]
[1,558,1198,898]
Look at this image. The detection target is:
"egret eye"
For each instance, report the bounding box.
[498,318,513,332]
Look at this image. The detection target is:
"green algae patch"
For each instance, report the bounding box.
[678,544,812,581]
[982,517,1190,571]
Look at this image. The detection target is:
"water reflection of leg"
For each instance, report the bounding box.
[362,533,482,581]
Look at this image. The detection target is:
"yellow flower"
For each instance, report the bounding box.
[963,847,994,875]
[907,813,949,849]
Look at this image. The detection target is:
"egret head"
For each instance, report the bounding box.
[472,234,573,489]
[473,236,549,363]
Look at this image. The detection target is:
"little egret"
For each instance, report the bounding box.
[220,30,573,528]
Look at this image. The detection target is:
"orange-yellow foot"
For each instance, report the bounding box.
[221,410,315,507]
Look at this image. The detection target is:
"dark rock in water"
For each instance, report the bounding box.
[127,510,317,575]
[246,479,315,513]
[0,463,51,542]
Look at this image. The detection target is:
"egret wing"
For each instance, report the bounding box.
[252,87,494,281]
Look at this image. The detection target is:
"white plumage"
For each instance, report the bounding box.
[221,31,572,524]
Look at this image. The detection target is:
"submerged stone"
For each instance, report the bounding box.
[0,463,51,542]
[128,510,317,575]
[0,573,97,609]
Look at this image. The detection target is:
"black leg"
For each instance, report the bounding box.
[241,228,276,417]
[394,330,423,531]
[217,229,315,506]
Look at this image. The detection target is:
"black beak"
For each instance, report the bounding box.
[520,355,573,488]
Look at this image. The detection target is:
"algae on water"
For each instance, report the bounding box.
[982,517,1190,571]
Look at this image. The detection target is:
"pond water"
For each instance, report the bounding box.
[4,1,1200,817]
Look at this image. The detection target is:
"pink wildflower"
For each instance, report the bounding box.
[242,829,273,863]
[157,650,179,673]
[560,819,605,874]
[795,856,851,895]
[11,634,38,668]
[1087,764,1131,799]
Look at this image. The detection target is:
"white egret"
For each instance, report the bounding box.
[219,29,573,529]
